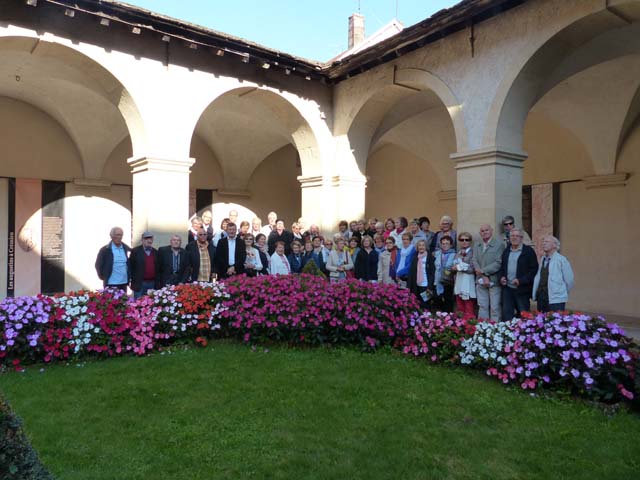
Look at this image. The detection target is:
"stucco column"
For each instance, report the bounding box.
[332,174,367,230]
[128,156,195,247]
[298,174,367,234]
[298,175,331,233]
[451,147,527,234]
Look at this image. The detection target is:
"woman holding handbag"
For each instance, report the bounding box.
[407,239,435,309]
[452,232,476,318]
[326,235,353,283]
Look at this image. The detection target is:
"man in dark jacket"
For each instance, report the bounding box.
[185,228,216,282]
[157,234,188,287]
[95,226,131,290]
[128,231,160,299]
[499,228,539,320]
[267,220,294,256]
[215,223,245,279]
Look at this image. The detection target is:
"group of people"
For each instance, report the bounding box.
[95,210,575,322]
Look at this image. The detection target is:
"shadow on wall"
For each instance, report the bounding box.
[3,195,132,298]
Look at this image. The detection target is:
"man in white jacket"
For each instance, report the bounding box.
[532,235,575,312]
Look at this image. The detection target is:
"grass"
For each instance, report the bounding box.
[1,342,639,480]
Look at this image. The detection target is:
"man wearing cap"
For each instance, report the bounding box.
[128,231,160,299]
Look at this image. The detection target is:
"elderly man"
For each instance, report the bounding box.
[129,231,159,299]
[201,210,214,242]
[499,228,538,320]
[187,216,203,244]
[472,224,505,321]
[215,222,246,279]
[261,211,278,236]
[501,215,532,247]
[532,235,575,312]
[95,226,131,291]
[185,227,216,282]
[158,234,188,287]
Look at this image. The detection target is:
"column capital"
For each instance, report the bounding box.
[297,174,368,189]
[297,175,325,189]
[128,156,195,174]
[451,147,528,170]
[330,174,368,188]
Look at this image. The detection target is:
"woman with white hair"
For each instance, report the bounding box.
[532,235,575,312]
[326,235,354,282]
[430,215,457,252]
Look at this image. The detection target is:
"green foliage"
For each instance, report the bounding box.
[301,258,326,278]
[0,395,53,480]
[2,344,640,480]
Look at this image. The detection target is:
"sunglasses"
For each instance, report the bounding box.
[459,238,471,242]
[503,222,514,226]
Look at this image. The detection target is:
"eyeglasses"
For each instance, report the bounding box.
[197,233,207,237]
[459,238,471,242]
[503,222,514,226]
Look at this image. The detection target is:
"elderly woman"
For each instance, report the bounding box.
[532,235,575,312]
[452,232,476,318]
[378,236,398,284]
[354,235,378,282]
[383,218,395,239]
[255,233,270,274]
[337,220,351,241]
[430,215,457,252]
[269,240,291,275]
[326,235,354,282]
[390,217,408,246]
[434,235,457,312]
[241,234,263,278]
[395,231,415,288]
[407,239,436,308]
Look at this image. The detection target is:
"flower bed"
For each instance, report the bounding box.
[0,275,637,404]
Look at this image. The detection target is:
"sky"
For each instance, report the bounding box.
[122,0,461,61]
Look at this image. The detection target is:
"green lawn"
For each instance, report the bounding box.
[1,343,639,480]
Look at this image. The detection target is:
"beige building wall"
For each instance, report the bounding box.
[557,123,639,317]
[190,135,225,191]
[0,97,83,181]
[244,144,302,226]
[64,184,133,292]
[365,144,456,226]
[102,138,133,186]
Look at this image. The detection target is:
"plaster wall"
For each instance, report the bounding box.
[0,97,83,180]
[558,124,639,316]
[64,184,132,292]
[365,144,456,226]
[243,145,302,226]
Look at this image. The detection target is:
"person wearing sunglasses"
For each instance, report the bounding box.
[453,233,476,318]
[501,215,532,248]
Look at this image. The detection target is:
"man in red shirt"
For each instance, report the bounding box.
[128,231,159,299]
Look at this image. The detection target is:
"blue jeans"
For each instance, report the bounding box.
[134,280,155,299]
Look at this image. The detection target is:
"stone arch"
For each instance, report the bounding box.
[0,34,146,179]
[190,86,323,190]
[485,1,640,155]
[341,67,467,175]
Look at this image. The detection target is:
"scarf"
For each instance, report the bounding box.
[278,254,290,273]
[417,252,428,285]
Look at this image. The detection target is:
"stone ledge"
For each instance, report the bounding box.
[583,173,629,189]
[451,147,528,170]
